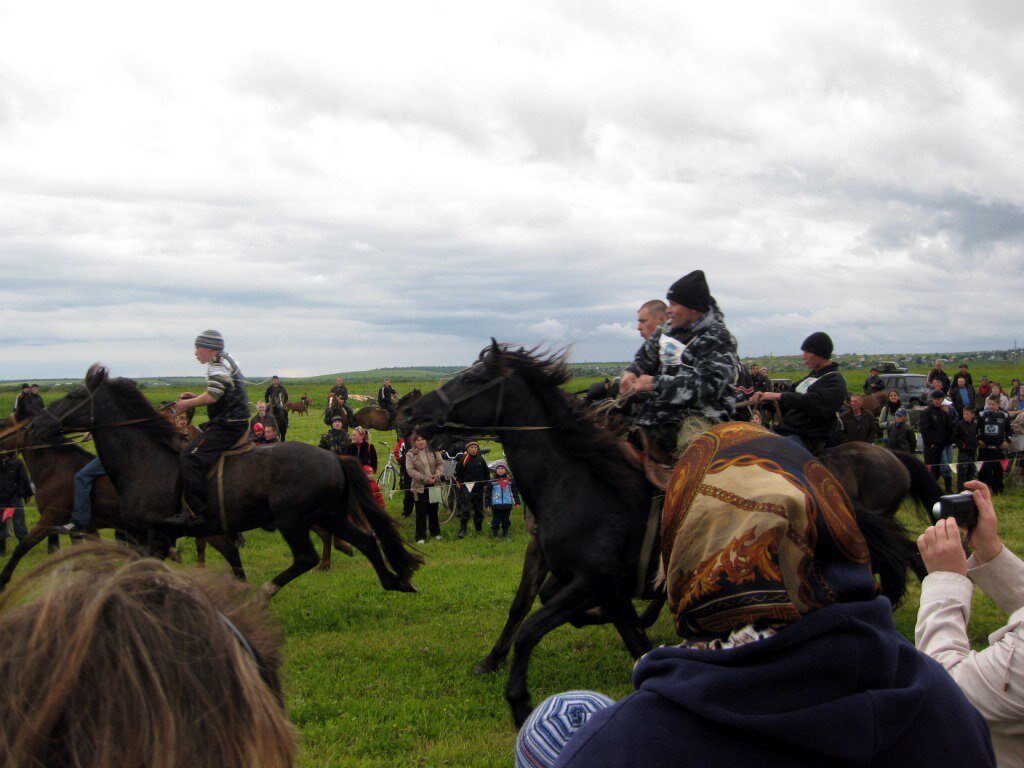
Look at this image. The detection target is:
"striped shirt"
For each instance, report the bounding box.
[206,352,240,400]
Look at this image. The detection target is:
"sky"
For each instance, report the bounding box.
[2,1,1023,379]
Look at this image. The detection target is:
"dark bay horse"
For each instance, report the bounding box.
[268,395,290,440]
[29,365,422,601]
[0,415,246,590]
[355,389,422,432]
[403,342,921,726]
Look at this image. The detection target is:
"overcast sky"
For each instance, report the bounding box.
[2,1,1022,379]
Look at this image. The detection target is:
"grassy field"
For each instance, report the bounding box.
[2,368,1024,766]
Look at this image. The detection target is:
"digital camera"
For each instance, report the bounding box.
[931,492,979,529]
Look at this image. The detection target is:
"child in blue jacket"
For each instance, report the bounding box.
[485,462,519,539]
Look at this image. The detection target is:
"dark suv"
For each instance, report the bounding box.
[871,361,909,374]
[878,374,930,406]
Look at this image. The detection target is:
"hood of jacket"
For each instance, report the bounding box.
[633,598,991,765]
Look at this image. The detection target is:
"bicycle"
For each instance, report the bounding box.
[437,452,460,524]
[377,441,402,499]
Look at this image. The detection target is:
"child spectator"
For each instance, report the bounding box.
[915,480,1024,768]
[953,405,980,491]
[364,465,384,509]
[485,462,519,540]
[886,408,916,453]
[454,440,490,538]
[978,395,1012,494]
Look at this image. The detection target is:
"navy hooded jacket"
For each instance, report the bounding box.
[552,598,994,767]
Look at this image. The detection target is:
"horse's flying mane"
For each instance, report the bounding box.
[478,343,644,501]
[85,365,181,450]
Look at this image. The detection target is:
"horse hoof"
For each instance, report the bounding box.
[473,659,498,675]
[394,579,417,593]
[315,563,330,572]
[510,701,534,729]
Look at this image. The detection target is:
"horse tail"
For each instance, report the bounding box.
[890,449,940,521]
[853,500,920,606]
[336,455,424,580]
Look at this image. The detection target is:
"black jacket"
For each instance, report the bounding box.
[977,410,1012,449]
[776,364,848,441]
[863,374,885,394]
[264,384,289,407]
[14,392,44,421]
[0,455,32,505]
[455,453,490,487]
[928,368,951,392]
[330,384,349,401]
[377,384,397,408]
[953,419,979,452]
[948,385,976,416]
[886,421,916,453]
[840,410,877,443]
[343,441,378,473]
[919,405,956,449]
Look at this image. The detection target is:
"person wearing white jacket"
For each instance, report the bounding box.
[916,480,1023,767]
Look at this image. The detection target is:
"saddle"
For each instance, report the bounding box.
[617,431,674,492]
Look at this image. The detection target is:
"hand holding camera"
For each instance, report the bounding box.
[920,480,1004,575]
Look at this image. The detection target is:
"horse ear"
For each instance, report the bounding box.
[85,364,108,388]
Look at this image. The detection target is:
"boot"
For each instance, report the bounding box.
[457,521,467,539]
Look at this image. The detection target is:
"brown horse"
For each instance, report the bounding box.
[0,415,246,591]
[857,390,890,417]
[323,394,351,429]
[355,390,422,432]
[286,394,312,416]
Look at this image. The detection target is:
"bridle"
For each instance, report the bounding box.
[430,367,551,434]
[33,380,163,436]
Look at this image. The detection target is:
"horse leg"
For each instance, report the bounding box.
[196,536,208,567]
[46,533,60,555]
[335,534,355,557]
[258,525,320,601]
[205,535,247,581]
[0,523,52,591]
[314,525,331,571]
[474,535,547,675]
[605,597,654,660]
[505,578,598,727]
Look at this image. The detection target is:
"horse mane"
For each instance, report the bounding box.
[1,415,91,458]
[87,366,181,450]
[397,390,421,407]
[480,344,644,500]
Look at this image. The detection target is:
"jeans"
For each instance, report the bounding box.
[72,457,107,526]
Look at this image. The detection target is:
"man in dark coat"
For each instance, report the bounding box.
[318,415,352,455]
[0,450,33,556]
[454,440,490,538]
[840,394,878,443]
[619,270,739,456]
[750,364,770,393]
[14,383,44,421]
[264,376,289,410]
[919,390,957,493]
[166,331,251,527]
[758,332,847,454]
[329,376,355,424]
[863,368,885,394]
[928,361,951,393]
[952,405,979,491]
[956,363,973,388]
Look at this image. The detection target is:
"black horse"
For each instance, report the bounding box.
[30,365,422,600]
[403,342,922,726]
[268,394,290,441]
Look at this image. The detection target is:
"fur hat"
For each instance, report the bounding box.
[666,270,711,312]
[800,331,833,360]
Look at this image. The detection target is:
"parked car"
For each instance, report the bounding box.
[878,374,930,406]
[770,378,792,393]
[871,361,909,374]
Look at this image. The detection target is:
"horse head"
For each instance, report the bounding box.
[402,340,569,443]
[29,364,110,440]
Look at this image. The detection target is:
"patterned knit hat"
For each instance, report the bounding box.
[194,330,225,351]
[515,691,615,768]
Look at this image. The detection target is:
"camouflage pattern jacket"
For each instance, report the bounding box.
[318,429,352,455]
[626,300,739,427]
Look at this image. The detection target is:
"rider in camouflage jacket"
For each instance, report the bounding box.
[623,271,739,454]
[318,417,352,455]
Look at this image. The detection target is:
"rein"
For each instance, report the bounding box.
[432,373,553,434]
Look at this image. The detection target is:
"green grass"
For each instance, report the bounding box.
[3,374,1024,765]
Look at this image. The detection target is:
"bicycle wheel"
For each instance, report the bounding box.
[378,465,398,498]
[438,480,459,524]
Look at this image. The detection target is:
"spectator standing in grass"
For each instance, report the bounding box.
[485,461,519,540]
[948,375,975,418]
[957,364,974,388]
[886,408,916,454]
[953,406,979,491]
[920,390,956,494]
[877,389,903,432]
[863,368,885,395]
[990,383,1010,411]
[343,427,378,473]
[394,436,415,518]
[978,395,1012,495]
[1011,378,1022,400]
[915,480,1024,768]
[840,394,877,444]
[454,440,489,539]
[928,361,951,393]
[317,415,351,455]
[0,451,32,557]
[250,401,278,438]
[977,376,993,409]
[406,433,443,544]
